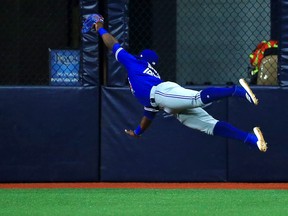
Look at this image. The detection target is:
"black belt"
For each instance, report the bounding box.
[150,97,160,109]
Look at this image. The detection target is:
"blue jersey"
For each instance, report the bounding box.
[113,43,163,107]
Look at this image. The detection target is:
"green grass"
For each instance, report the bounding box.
[0,188,287,216]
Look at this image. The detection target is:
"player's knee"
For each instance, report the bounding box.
[200,126,213,135]
[191,92,205,107]
[199,120,218,135]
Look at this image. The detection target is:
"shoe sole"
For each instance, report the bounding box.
[253,127,267,152]
[239,78,259,105]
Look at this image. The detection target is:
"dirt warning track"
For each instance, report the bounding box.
[0,182,288,190]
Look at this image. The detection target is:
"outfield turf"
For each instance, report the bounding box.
[0,188,287,216]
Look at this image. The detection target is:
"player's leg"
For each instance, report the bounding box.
[176,108,267,152]
[213,121,267,152]
[176,107,218,135]
[153,81,205,109]
[200,78,258,105]
[152,79,257,111]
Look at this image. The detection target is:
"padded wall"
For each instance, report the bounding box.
[80,0,100,86]
[1,86,286,182]
[228,87,288,182]
[278,0,288,86]
[0,87,100,182]
[106,0,129,86]
[101,86,288,182]
[101,87,228,182]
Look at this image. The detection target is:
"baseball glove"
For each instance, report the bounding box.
[82,14,104,34]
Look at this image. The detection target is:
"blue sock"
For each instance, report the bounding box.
[213,121,247,141]
[232,86,246,98]
[244,133,258,148]
[200,86,246,104]
[213,121,257,148]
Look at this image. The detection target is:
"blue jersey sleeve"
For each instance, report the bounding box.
[143,106,159,120]
[112,43,138,69]
[112,43,162,107]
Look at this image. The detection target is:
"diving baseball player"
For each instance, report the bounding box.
[82,14,267,152]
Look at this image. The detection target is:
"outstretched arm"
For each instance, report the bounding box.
[125,109,158,138]
[91,16,157,137]
[125,116,152,138]
[94,22,118,51]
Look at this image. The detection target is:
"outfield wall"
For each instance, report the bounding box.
[101,86,288,182]
[0,87,100,182]
[0,86,287,182]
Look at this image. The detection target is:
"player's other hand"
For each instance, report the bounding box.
[125,129,140,138]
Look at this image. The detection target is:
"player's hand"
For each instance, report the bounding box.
[82,14,104,34]
[124,129,140,138]
[94,22,104,31]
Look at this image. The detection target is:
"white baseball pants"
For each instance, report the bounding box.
[150,81,218,135]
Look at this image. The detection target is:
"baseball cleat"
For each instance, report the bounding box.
[253,127,267,152]
[239,78,259,105]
